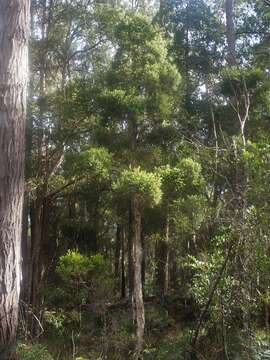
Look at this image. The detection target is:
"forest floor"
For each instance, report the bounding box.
[17,297,270,359]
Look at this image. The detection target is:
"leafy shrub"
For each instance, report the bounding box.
[48,250,113,309]
[56,250,106,280]
[17,343,54,360]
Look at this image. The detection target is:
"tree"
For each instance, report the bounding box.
[113,168,162,357]
[0,0,30,357]
[225,0,237,66]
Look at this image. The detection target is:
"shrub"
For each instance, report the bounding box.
[17,343,54,360]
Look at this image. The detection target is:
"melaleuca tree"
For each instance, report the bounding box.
[87,9,180,356]
[113,167,161,356]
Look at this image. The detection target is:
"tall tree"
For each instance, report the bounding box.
[225,0,237,66]
[0,0,30,357]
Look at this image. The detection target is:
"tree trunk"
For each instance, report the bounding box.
[28,194,51,336]
[265,303,269,331]
[141,227,145,292]
[21,194,30,302]
[115,224,121,286]
[131,194,145,358]
[121,226,126,299]
[0,0,30,357]
[225,0,237,66]
[155,212,169,298]
[128,206,134,300]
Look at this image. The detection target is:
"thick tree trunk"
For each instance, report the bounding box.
[131,194,145,358]
[225,0,237,66]
[0,0,30,357]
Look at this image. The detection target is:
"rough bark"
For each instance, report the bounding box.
[131,194,145,358]
[0,0,30,357]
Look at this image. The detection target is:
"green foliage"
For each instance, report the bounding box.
[173,194,207,234]
[48,250,113,310]
[186,232,241,329]
[113,167,162,206]
[56,250,106,280]
[64,147,112,181]
[17,343,53,360]
[220,67,264,97]
[159,158,205,202]
[144,331,188,360]
[43,310,66,333]
[97,10,181,140]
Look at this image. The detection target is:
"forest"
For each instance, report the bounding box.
[0,0,270,359]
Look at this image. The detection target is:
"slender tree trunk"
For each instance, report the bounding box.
[0,0,30,357]
[265,304,269,331]
[115,224,121,283]
[169,249,177,291]
[184,2,191,111]
[29,198,43,311]
[121,226,126,299]
[28,194,51,335]
[225,0,237,66]
[131,194,145,358]
[128,206,134,300]
[155,212,169,297]
[21,195,29,302]
[141,226,145,292]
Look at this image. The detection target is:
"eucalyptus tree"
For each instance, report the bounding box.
[0,0,30,357]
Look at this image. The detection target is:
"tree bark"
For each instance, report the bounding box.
[121,226,126,299]
[141,227,145,292]
[131,194,145,358]
[128,206,134,300]
[0,0,30,357]
[225,0,237,66]
[115,224,121,285]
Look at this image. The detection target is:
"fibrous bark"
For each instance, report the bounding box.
[0,0,30,357]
